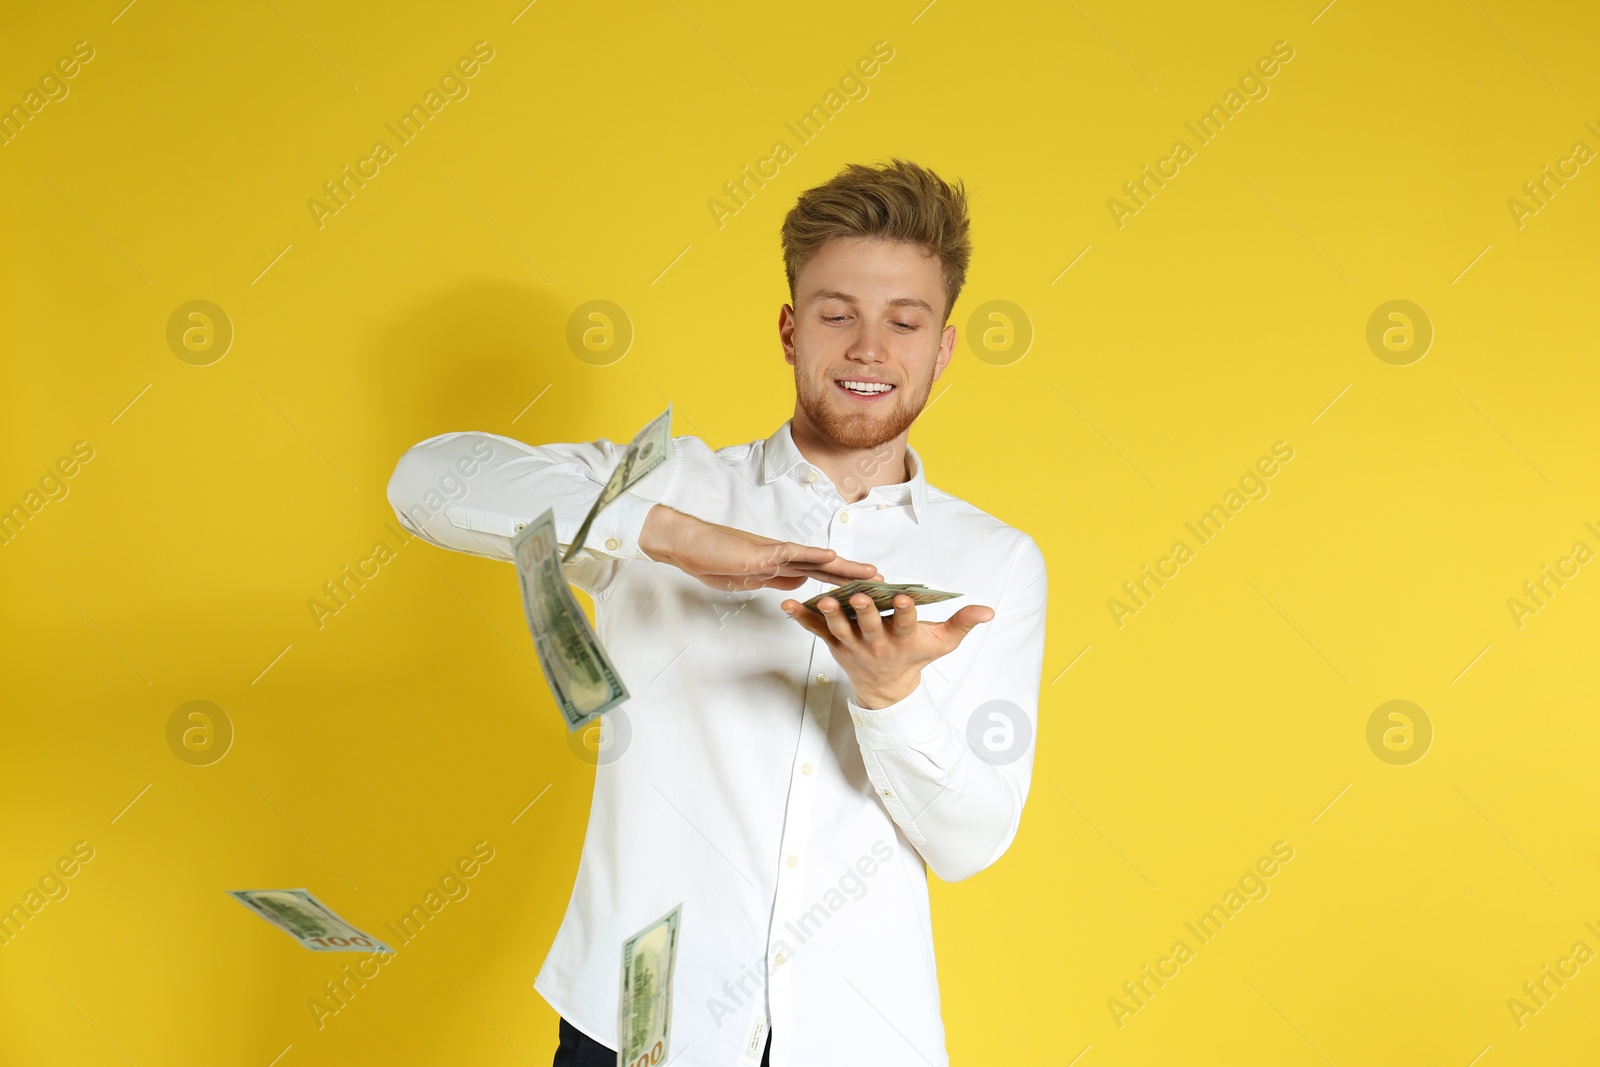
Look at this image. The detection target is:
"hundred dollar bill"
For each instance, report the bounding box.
[228,888,393,952]
[801,579,962,619]
[562,404,673,564]
[513,507,629,731]
[619,904,682,1067]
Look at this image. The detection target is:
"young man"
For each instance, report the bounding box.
[387,158,1048,1066]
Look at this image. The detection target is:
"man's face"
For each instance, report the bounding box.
[780,236,957,451]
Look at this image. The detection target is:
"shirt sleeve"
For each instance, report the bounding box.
[845,535,1049,882]
[385,429,680,597]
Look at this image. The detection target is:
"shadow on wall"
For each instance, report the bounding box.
[349,279,607,1036]
[361,279,602,459]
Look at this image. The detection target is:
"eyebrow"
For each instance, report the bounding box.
[809,289,934,313]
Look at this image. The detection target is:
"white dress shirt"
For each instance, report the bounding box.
[386,418,1048,1066]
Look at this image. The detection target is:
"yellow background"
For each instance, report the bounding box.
[2,0,1597,1064]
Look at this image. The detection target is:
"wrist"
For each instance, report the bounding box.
[639,504,681,563]
[852,674,921,710]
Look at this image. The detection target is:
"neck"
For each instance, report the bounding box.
[788,408,910,504]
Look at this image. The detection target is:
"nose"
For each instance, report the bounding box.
[844,323,888,365]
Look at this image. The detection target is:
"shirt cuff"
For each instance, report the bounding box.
[847,678,945,752]
[559,490,659,562]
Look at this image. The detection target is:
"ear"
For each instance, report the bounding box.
[932,322,957,380]
[778,303,797,366]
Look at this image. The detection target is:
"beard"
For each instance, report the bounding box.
[793,358,936,450]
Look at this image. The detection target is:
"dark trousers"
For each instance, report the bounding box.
[553,1015,771,1066]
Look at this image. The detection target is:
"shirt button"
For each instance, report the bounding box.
[604,537,620,550]
[881,788,893,797]
[852,714,862,726]
[787,855,798,867]
[815,673,829,684]
[805,470,819,484]
[774,952,787,966]
[839,512,850,524]
[801,763,813,775]
[876,504,887,510]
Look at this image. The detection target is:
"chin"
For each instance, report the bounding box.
[806,392,923,450]
[821,422,899,450]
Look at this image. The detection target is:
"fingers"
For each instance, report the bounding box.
[816,596,860,643]
[805,561,882,586]
[827,556,880,580]
[853,593,887,645]
[722,563,879,593]
[766,542,838,568]
[780,565,879,587]
[769,544,876,581]
[781,598,836,646]
[744,540,880,585]
[890,593,918,638]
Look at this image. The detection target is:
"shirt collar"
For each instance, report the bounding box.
[761,419,927,523]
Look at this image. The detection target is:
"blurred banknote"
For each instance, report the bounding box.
[229,888,393,952]
[802,579,962,619]
[514,507,629,730]
[619,904,682,1067]
[562,404,672,564]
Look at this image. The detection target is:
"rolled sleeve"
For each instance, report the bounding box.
[569,487,658,563]
[387,429,678,595]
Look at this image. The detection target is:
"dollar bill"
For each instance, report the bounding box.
[801,579,962,619]
[619,904,682,1067]
[228,888,393,952]
[562,404,673,564]
[513,507,629,731]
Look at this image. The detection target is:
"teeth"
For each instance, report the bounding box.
[839,381,893,394]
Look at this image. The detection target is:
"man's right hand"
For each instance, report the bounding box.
[639,504,881,592]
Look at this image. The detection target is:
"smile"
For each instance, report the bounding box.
[834,379,896,402]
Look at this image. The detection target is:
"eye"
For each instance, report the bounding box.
[894,321,918,330]
[824,315,850,323]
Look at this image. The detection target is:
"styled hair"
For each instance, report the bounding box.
[781,158,972,323]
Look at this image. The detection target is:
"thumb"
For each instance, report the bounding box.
[943,605,995,640]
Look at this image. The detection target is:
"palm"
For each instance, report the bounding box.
[781,592,995,707]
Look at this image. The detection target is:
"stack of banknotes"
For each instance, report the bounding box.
[800,579,959,619]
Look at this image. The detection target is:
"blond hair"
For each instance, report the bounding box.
[781,158,972,323]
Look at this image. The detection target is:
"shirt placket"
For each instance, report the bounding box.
[763,469,861,1056]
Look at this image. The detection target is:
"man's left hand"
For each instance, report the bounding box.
[780,592,994,709]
